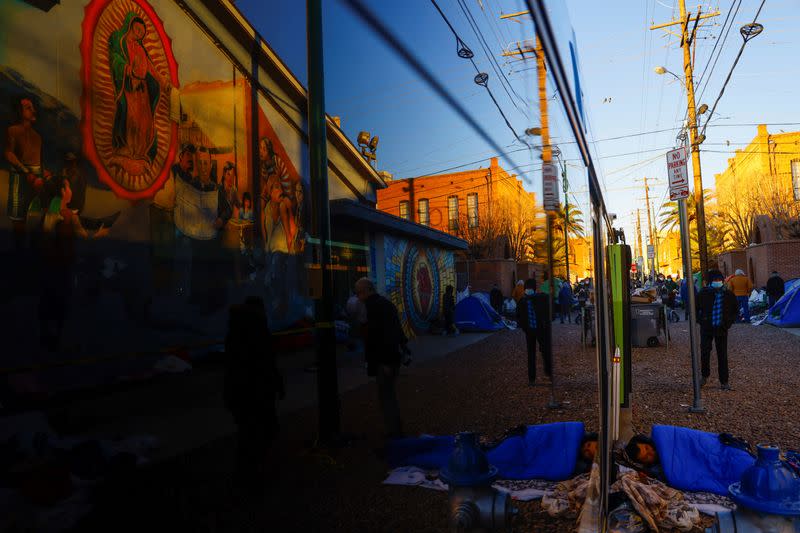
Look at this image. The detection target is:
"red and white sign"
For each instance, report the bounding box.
[666,147,690,201]
[542,163,560,211]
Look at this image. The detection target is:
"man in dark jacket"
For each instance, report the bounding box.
[356,277,409,438]
[766,271,785,309]
[490,284,503,316]
[224,297,285,494]
[696,269,739,390]
[516,278,551,386]
[558,279,574,324]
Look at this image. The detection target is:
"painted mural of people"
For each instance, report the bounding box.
[109,13,170,172]
[257,137,304,254]
[38,174,108,351]
[4,97,43,249]
[62,153,86,213]
[173,143,232,314]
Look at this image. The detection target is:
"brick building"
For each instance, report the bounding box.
[713,124,800,284]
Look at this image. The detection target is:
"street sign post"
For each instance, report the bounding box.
[542,163,560,211]
[667,147,690,201]
[667,145,704,413]
[647,244,655,259]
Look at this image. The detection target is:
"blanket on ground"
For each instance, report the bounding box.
[386,421,584,481]
[652,425,755,496]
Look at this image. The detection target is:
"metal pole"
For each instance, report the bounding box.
[562,163,570,284]
[307,0,341,441]
[546,213,562,410]
[679,198,704,413]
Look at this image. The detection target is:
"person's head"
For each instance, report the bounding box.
[735,268,745,277]
[707,269,725,288]
[242,192,252,210]
[20,97,36,123]
[131,17,146,40]
[259,138,269,161]
[580,432,599,462]
[625,434,658,466]
[354,277,376,302]
[222,162,236,189]
[524,278,536,295]
[771,270,779,277]
[178,143,196,172]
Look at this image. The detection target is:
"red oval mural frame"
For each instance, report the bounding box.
[79,0,180,200]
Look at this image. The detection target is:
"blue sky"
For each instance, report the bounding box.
[237,0,800,242]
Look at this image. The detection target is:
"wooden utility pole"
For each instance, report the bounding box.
[651,2,719,276]
[635,208,644,276]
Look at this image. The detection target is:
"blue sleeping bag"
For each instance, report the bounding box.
[386,421,584,481]
[652,425,755,496]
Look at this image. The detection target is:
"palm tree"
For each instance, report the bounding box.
[553,203,585,238]
[658,189,713,233]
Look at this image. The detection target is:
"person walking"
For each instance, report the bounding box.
[224,297,285,495]
[516,278,551,386]
[540,273,562,321]
[490,284,504,316]
[355,277,409,439]
[728,269,753,323]
[558,279,574,324]
[442,285,457,336]
[512,279,525,303]
[766,271,785,309]
[345,290,367,353]
[696,270,738,391]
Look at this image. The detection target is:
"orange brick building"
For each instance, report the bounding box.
[376,157,539,252]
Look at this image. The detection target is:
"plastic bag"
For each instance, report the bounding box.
[608,502,647,533]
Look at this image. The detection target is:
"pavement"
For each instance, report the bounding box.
[39,330,494,463]
[784,327,800,337]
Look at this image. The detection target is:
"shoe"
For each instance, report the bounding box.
[721,383,732,391]
[701,377,708,387]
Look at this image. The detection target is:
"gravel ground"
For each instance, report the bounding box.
[72,321,800,532]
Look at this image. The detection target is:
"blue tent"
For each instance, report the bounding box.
[454,295,504,332]
[785,278,800,294]
[765,283,800,328]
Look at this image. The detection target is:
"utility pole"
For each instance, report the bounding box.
[643,177,655,280]
[651,2,719,276]
[562,163,570,285]
[635,208,644,282]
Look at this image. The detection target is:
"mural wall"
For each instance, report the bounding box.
[0,0,313,391]
[384,235,455,337]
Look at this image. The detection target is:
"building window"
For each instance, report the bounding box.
[467,193,479,228]
[418,199,429,226]
[399,200,409,220]
[792,159,800,201]
[447,196,459,231]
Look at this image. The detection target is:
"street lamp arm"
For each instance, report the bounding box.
[654,66,685,87]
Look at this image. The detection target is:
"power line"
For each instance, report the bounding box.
[697,0,742,105]
[456,0,531,115]
[340,0,532,183]
[694,0,735,90]
[429,0,529,146]
[699,0,767,139]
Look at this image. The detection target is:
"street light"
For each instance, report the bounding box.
[654,66,709,143]
[357,130,379,167]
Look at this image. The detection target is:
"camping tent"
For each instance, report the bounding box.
[454,295,504,332]
[765,284,800,328]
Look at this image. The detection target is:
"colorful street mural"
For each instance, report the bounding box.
[0,0,313,390]
[384,235,455,337]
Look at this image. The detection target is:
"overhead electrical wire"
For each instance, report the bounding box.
[340,0,532,184]
[696,0,742,105]
[455,0,531,116]
[699,0,767,139]
[429,0,530,147]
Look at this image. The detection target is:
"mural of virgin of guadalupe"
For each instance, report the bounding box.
[108,13,168,173]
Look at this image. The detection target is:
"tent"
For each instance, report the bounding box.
[454,295,504,332]
[765,283,800,328]
[785,278,800,294]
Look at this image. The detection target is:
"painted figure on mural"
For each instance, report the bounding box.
[5,97,44,249]
[258,137,304,254]
[109,13,169,174]
[62,153,87,213]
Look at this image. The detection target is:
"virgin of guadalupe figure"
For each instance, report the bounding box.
[109,13,167,171]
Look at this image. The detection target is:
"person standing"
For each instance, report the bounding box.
[224,297,285,495]
[728,269,753,323]
[442,285,457,336]
[516,278,551,386]
[490,284,503,316]
[345,290,367,353]
[558,279,574,324]
[355,278,408,438]
[766,271,785,309]
[512,279,525,303]
[696,270,738,390]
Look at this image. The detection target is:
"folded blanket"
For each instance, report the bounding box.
[652,425,755,496]
[386,422,585,481]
